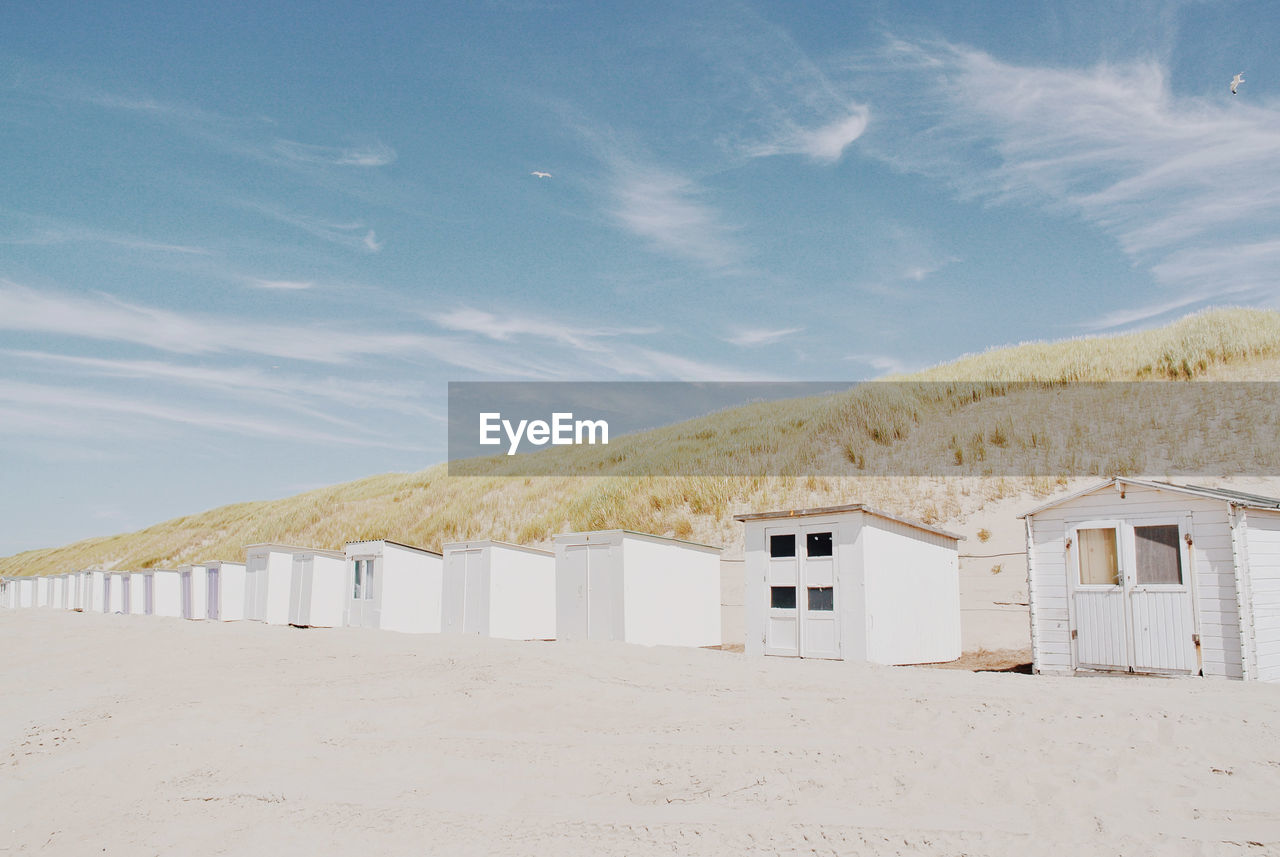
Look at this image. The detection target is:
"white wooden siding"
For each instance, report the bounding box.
[1243,511,1280,682]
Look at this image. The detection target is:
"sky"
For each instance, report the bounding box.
[2,0,1278,555]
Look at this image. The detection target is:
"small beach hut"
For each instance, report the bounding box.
[58,574,72,609]
[441,540,556,640]
[0,579,11,609]
[128,572,153,616]
[35,576,51,608]
[18,577,36,608]
[246,544,324,625]
[149,569,183,617]
[343,540,444,634]
[87,570,108,613]
[202,561,247,621]
[1022,478,1280,682]
[288,548,347,628]
[553,530,722,648]
[179,564,208,619]
[736,505,962,664]
[107,572,132,614]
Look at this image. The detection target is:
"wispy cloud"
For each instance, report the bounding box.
[724,327,802,347]
[845,353,914,377]
[237,201,384,253]
[869,40,1280,327]
[746,108,869,163]
[273,139,397,167]
[0,211,210,255]
[432,307,657,352]
[608,162,744,270]
[245,277,314,291]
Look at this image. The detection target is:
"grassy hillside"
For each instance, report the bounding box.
[4,307,1280,577]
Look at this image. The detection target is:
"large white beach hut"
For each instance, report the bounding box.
[149,569,183,617]
[202,561,247,621]
[288,548,347,628]
[343,540,444,634]
[179,564,208,619]
[441,540,556,640]
[1022,478,1280,681]
[735,505,962,664]
[553,530,722,648]
[245,544,321,625]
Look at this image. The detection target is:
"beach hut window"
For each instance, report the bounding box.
[770,586,797,609]
[807,586,834,611]
[353,559,376,600]
[769,535,796,558]
[1134,525,1182,585]
[806,532,833,557]
[1078,527,1119,586]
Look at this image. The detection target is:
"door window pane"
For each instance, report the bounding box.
[353,561,363,598]
[769,534,796,558]
[364,563,375,601]
[770,586,797,609]
[1078,528,1119,585]
[807,586,834,611]
[806,532,833,557]
[1135,525,1182,584]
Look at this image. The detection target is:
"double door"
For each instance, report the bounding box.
[1068,519,1197,674]
[763,524,840,659]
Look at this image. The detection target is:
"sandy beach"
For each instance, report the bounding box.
[3,610,1280,855]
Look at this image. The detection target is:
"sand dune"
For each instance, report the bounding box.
[3,609,1279,855]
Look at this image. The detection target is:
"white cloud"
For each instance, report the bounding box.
[432,307,657,352]
[609,164,743,270]
[724,327,802,347]
[238,202,386,253]
[273,140,397,167]
[845,353,913,377]
[747,108,869,163]
[245,277,314,290]
[873,41,1280,326]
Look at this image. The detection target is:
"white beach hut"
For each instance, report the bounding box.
[202,561,247,622]
[18,577,37,608]
[107,572,132,614]
[553,530,722,648]
[58,574,72,609]
[0,579,11,609]
[1022,478,1280,682]
[128,571,153,616]
[288,548,347,628]
[35,576,52,608]
[149,569,183,618]
[735,505,962,665]
[343,540,444,634]
[245,544,327,625]
[179,564,208,619]
[87,570,108,613]
[441,540,556,640]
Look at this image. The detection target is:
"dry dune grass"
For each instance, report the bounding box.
[3,307,1280,577]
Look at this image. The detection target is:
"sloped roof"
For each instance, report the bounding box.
[1020,477,1280,517]
[734,503,962,541]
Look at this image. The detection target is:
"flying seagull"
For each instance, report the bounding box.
[531,171,552,179]
[1231,72,1245,95]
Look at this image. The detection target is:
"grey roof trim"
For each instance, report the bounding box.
[440,539,554,557]
[344,538,443,558]
[733,504,963,542]
[551,529,723,553]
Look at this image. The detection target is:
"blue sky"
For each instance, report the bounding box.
[2,1,1277,555]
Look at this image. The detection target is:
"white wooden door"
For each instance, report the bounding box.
[763,530,800,657]
[180,572,192,619]
[347,558,379,628]
[1127,522,1197,673]
[289,560,307,625]
[558,545,589,640]
[442,552,467,633]
[145,575,154,615]
[121,579,131,615]
[206,568,220,620]
[463,549,487,635]
[799,527,840,659]
[1069,521,1197,674]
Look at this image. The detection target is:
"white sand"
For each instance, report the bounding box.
[4,609,1280,855]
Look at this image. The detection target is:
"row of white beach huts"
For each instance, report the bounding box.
[4,479,1280,682]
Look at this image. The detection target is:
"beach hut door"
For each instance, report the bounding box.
[207,567,221,620]
[349,558,379,628]
[763,526,840,659]
[144,575,154,615]
[559,543,616,641]
[121,579,131,615]
[180,572,192,619]
[462,549,487,635]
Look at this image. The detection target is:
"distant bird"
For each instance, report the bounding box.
[531,171,552,179]
[1231,72,1245,95]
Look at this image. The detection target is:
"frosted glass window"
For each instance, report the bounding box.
[1078,528,1119,586]
[1135,525,1182,585]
